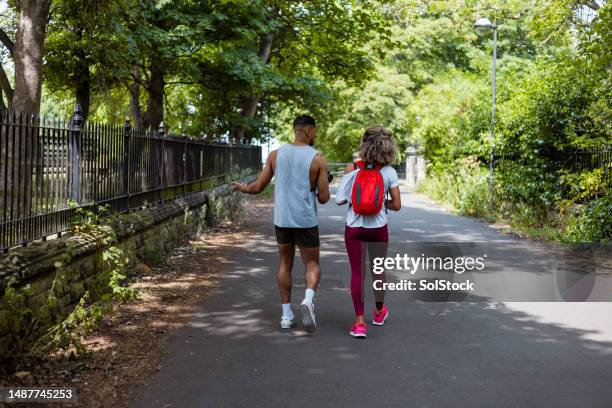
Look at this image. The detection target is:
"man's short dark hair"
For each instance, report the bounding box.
[293,115,316,128]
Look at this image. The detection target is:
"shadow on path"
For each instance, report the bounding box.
[132,192,612,408]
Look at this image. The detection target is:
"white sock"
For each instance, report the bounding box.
[304,288,315,304]
[282,303,293,319]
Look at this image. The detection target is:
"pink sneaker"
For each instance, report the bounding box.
[372,305,389,326]
[349,322,367,338]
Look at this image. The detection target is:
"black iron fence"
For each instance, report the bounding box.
[0,108,261,252]
[392,161,406,179]
[498,146,611,185]
[548,148,611,184]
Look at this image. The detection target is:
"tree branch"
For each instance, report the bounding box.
[0,28,14,55]
[0,88,6,110]
[130,73,147,88]
[165,81,200,85]
[0,63,14,103]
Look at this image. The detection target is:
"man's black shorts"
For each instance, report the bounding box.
[275,226,320,247]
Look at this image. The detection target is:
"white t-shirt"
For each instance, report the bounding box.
[336,165,400,228]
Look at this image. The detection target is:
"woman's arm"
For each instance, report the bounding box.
[386,186,401,211]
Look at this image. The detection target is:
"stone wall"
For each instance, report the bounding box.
[0,176,254,360]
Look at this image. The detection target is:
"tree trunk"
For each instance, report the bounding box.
[75,57,90,121]
[12,0,52,115]
[74,28,90,121]
[230,33,274,142]
[128,64,164,130]
[128,65,146,129]
[75,74,90,122]
[127,64,164,191]
[231,96,260,143]
[146,63,165,130]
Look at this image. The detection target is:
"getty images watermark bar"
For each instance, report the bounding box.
[360,242,611,302]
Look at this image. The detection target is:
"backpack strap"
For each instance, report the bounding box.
[385,186,389,214]
[349,161,365,209]
[355,160,384,171]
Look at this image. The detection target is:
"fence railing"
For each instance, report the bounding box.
[498,146,611,185]
[0,108,261,252]
[548,148,611,184]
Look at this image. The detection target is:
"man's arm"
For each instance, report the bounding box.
[231,150,276,194]
[313,154,330,204]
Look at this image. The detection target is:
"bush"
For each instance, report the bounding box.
[566,194,612,243]
[419,153,612,243]
[419,156,489,218]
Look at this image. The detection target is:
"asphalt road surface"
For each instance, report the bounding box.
[132,190,612,408]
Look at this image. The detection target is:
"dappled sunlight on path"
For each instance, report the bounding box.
[132,192,612,407]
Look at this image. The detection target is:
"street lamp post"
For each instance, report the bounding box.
[474,17,497,211]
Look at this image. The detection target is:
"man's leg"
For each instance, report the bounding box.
[277,243,295,304]
[277,243,296,328]
[298,245,320,333]
[298,246,321,291]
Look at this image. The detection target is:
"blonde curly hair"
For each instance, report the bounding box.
[359,125,397,166]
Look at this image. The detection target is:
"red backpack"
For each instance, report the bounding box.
[351,160,385,215]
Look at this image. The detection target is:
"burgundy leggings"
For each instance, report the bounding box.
[344,224,388,316]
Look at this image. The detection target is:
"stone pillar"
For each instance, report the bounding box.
[404,145,426,193]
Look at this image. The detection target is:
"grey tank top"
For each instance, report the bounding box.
[274,144,319,228]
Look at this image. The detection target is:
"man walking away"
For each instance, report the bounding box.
[232,115,330,333]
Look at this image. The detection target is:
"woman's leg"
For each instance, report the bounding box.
[367,225,389,312]
[345,226,366,322]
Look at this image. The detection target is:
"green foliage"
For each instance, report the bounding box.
[418,156,489,218]
[39,0,388,139]
[2,278,34,350]
[410,70,490,165]
[18,0,612,243]
[401,0,611,243]
[566,193,612,242]
[34,291,108,358]
[558,168,607,204]
[1,204,139,359]
[69,205,139,302]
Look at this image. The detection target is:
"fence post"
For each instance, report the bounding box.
[228,136,233,183]
[70,104,84,203]
[123,117,131,208]
[182,133,187,196]
[158,122,166,203]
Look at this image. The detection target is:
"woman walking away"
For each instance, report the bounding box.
[336,125,401,339]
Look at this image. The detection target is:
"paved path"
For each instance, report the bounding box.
[133,191,612,407]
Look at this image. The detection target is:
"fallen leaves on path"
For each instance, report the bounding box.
[0,195,273,408]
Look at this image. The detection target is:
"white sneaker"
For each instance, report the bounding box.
[300,299,316,333]
[280,315,294,329]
